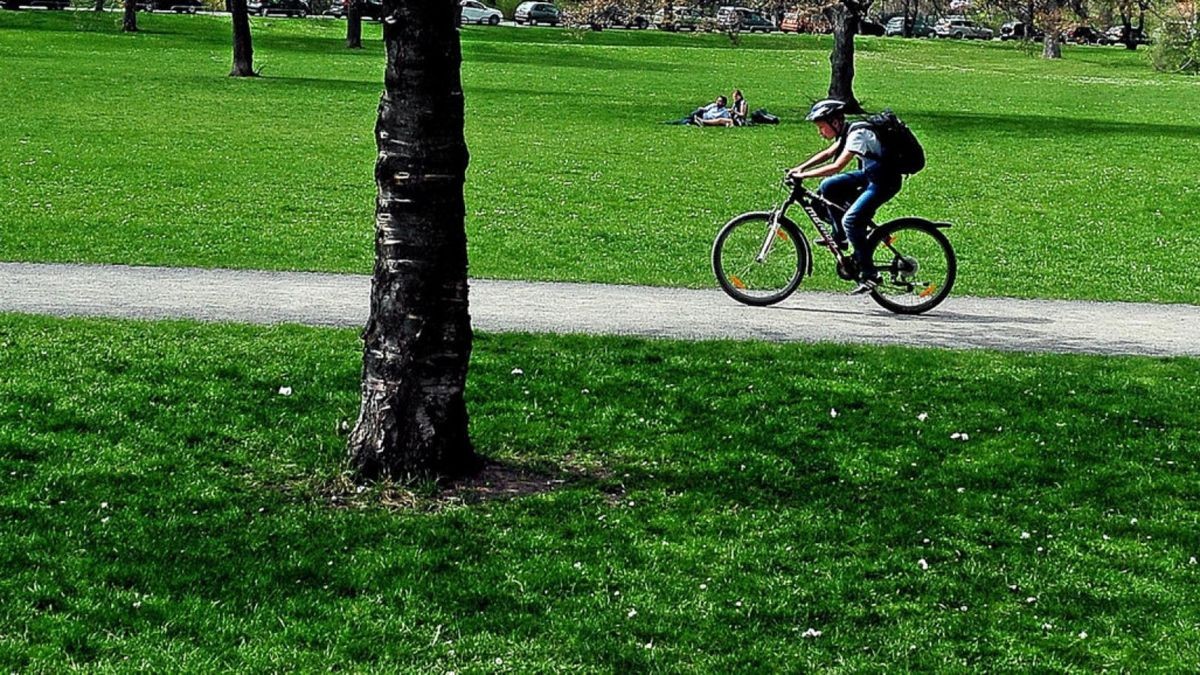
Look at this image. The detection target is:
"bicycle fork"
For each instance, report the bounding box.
[756,210,784,263]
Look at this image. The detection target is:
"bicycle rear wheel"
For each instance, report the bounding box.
[712,212,807,306]
[867,219,956,315]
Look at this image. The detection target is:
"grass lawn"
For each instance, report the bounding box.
[2,314,1199,669]
[2,12,1199,303]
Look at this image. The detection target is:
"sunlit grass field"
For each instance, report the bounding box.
[2,314,1199,670]
[2,12,1198,302]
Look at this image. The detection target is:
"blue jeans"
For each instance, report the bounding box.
[818,170,902,279]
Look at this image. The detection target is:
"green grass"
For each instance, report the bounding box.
[2,313,1199,670]
[1,12,1199,303]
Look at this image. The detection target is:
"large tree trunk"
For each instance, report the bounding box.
[230,0,257,77]
[826,2,861,112]
[347,0,477,482]
[122,0,138,31]
[347,0,363,49]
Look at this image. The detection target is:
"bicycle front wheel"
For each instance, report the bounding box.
[712,212,807,306]
[867,219,956,315]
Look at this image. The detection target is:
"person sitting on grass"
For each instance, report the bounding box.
[731,89,749,126]
[692,95,735,127]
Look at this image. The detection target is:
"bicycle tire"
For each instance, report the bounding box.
[866,218,956,315]
[712,212,808,306]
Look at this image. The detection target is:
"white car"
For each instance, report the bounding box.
[934,17,994,39]
[460,0,502,25]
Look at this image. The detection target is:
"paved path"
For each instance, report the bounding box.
[2,262,1198,357]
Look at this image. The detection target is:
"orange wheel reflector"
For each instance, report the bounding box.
[776,230,789,242]
[919,284,937,298]
[730,275,747,290]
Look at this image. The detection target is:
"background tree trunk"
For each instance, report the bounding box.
[122,0,138,31]
[230,0,256,77]
[1042,9,1063,58]
[826,2,862,112]
[347,0,363,49]
[347,0,477,482]
[94,0,105,11]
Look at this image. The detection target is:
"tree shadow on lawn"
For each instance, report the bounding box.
[911,110,1200,139]
[466,43,677,72]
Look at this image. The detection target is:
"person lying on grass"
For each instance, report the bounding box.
[692,95,735,127]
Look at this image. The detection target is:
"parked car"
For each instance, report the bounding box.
[514,1,559,25]
[1063,25,1111,44]
[859,17,885,36]
[934,16,993,39]
[1105,25,1149,45]
[716,6,774,32]
[247,0,309,17]
[460,0,501,25]
[134,0,202,11]
[999,21,1043,41]
[654,6,711,31]
[1,0,70,9]
[884,16,934,37]
[780,10,829,33]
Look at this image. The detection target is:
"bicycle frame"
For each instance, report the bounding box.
[770,184,854,268]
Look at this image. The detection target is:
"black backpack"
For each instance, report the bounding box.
[844,110,925,175]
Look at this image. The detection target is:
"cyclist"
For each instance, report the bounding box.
[787,99,902,294]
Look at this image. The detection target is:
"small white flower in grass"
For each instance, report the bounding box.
[1103,534,1110,541]
[101,502,109,509]
[917,412,928,422]
[1026,597,1037,604]
[581,388,589,395]
[917,558,929,570]
[511,368,524,376]
[1078,631,1088,639]
[735,600,743,607]
[643,641,654,650]
[950,432,970,441]
[1037,546,1045,553]
[830,408,839,418]
[1130,517,1138,525]
[1042,623,1053,630]
[495,658,503,666]
[699,583,707,590]
[1020,532,1031,540]
[957,487,965,493]
[101,517,110,524]
[573,562,582,570]
[1189,557,1197,565]
[627,608,637,619]
[278,386,292,396]
[802,628,822,638]
[959,605,968,612]
[133,601,142,609]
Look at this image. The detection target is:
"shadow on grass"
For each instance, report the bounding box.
[911,110,1200,139]
[467,42,677,72]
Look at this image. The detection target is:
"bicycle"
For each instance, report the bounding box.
[712,178,957,315]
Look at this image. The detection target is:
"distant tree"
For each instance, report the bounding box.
[230,0,256,76]
[347,0,363,48]
[1150,0,1199,71]
[94,0,105,11]
[123,0,138,31]
[347,0,478,481]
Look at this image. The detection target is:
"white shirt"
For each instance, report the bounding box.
[845,127,883,161]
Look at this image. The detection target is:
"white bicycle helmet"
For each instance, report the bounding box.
[806,98,847,122]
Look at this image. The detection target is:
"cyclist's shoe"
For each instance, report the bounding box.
[850,275,881,295]
[814,236,849,251]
